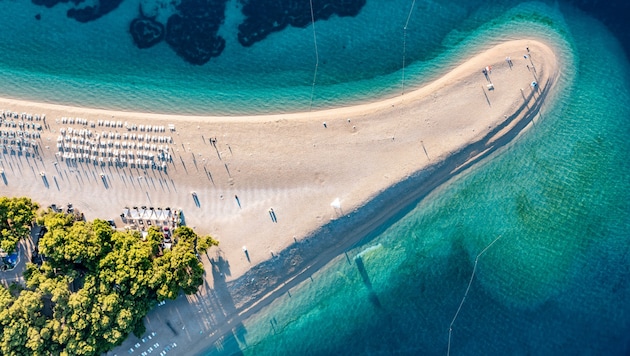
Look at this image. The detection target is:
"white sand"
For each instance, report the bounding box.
[0,40,558,355]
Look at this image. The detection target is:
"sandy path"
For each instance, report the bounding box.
[0,40,558,356]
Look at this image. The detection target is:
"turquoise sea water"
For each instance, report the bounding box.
[2,0,629,355]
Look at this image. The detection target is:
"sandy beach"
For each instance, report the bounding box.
[0,39,558,355]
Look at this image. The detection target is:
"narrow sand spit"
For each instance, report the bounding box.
[0,40,558,355]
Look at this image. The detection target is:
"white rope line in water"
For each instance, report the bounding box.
[447,235,502,356]
[402,0,416,95]
[309,0,319,111]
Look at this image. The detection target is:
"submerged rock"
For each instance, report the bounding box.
[165,13,226,65]
[67,0,124,23]
[163,0,228,65]
[238,0,366,47]
[130,17,165,49]
[31,0,78,8]
[31,0,124,23]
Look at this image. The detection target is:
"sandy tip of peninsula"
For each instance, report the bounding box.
[0,39,558,356]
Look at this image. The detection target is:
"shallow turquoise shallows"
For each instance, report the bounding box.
[1,0,629,354]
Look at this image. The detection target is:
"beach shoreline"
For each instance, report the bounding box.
[0,39,558,355]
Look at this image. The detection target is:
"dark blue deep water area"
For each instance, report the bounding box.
[31,0,367,65]
[568,0,630,59]
[237,0,365,47]
[32,0,124,23]
[28,0,629,65]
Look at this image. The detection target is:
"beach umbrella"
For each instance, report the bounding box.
[330,198,341,209]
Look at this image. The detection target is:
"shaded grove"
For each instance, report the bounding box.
[0,200,218,355]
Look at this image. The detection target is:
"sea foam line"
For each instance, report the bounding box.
[402,0,416,95]
[308,0,319,111]
[447,234,502,355]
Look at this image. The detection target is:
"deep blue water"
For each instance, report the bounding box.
[1,0,629,355]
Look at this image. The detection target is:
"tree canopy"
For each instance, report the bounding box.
[0,207,218,355]
[0,197,39,254]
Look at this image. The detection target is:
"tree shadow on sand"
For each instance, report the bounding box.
[132,250,247,356]
[203,251,247,355]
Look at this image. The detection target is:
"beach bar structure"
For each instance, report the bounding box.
[121,207,179,231]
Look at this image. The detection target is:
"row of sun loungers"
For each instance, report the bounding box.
[1,129,41,139]
[60,117,176,133]
[0,119,43,131]
[57,145,171,161]
[0,144,38,155]
[59,127,173,143]
[57,136,172,151]
[1,110,45,121]
[57,147,170,160]
[57,152,169,169]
